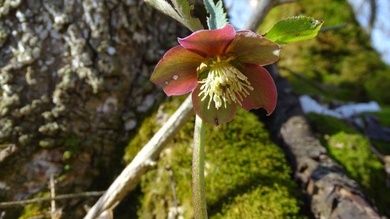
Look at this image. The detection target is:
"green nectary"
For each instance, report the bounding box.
[124,98,304,219]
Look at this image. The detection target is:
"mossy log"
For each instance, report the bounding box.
[260,65,382,219]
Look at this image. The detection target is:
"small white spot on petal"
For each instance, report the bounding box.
[165,81,169,85]
[173,75,179,80]
[273,49,280,57]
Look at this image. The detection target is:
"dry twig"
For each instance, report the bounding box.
[84,96,194,219]
[0,191,105,208]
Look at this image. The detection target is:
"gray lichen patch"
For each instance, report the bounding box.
[0,1,190,217]
[0,0,22,17]
[42,0,70,31]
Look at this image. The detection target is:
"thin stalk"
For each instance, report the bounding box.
[192,115,207,219]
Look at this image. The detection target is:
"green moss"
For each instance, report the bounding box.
[62,137,81,151]
[125,98,305,218]
[18,192,51,219]
[213,185,303,219]
[307,113,356,135]
[371,105,390,127]
[308,110,390,155]
[260,0,390,104]
[20,205,47,219]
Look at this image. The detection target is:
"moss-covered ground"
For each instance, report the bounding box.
[124,98,306,219]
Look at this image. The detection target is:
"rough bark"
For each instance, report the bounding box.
[0,0,189,217]
[259,65,381,219]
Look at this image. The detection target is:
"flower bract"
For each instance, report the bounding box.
[151,24,280,125]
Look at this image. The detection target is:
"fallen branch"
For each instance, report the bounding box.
[49,175,57,219]
[84,96,194,219]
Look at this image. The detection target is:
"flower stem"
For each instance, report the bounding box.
[192,115,208,219]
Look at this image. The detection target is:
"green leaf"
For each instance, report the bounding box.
[145,0,203,32]
[203,0,228,29]
[264,16,324,44]
[171,0,203,31]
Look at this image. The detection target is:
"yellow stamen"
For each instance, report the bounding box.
[197,58,253,110]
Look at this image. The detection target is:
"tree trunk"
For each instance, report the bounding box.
[0,0,188,217]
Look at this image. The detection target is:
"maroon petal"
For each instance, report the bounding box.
[150,45,204,96]
[241,64,277,115]
[192,85,238,125]
[178,24,236,57]
[227,30,281,66]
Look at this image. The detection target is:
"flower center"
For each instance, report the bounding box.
[197,57,253,110]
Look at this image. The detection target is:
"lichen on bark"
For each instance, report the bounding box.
[0,0,189,217]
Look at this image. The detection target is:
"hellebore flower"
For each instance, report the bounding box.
[150,24,280,125]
